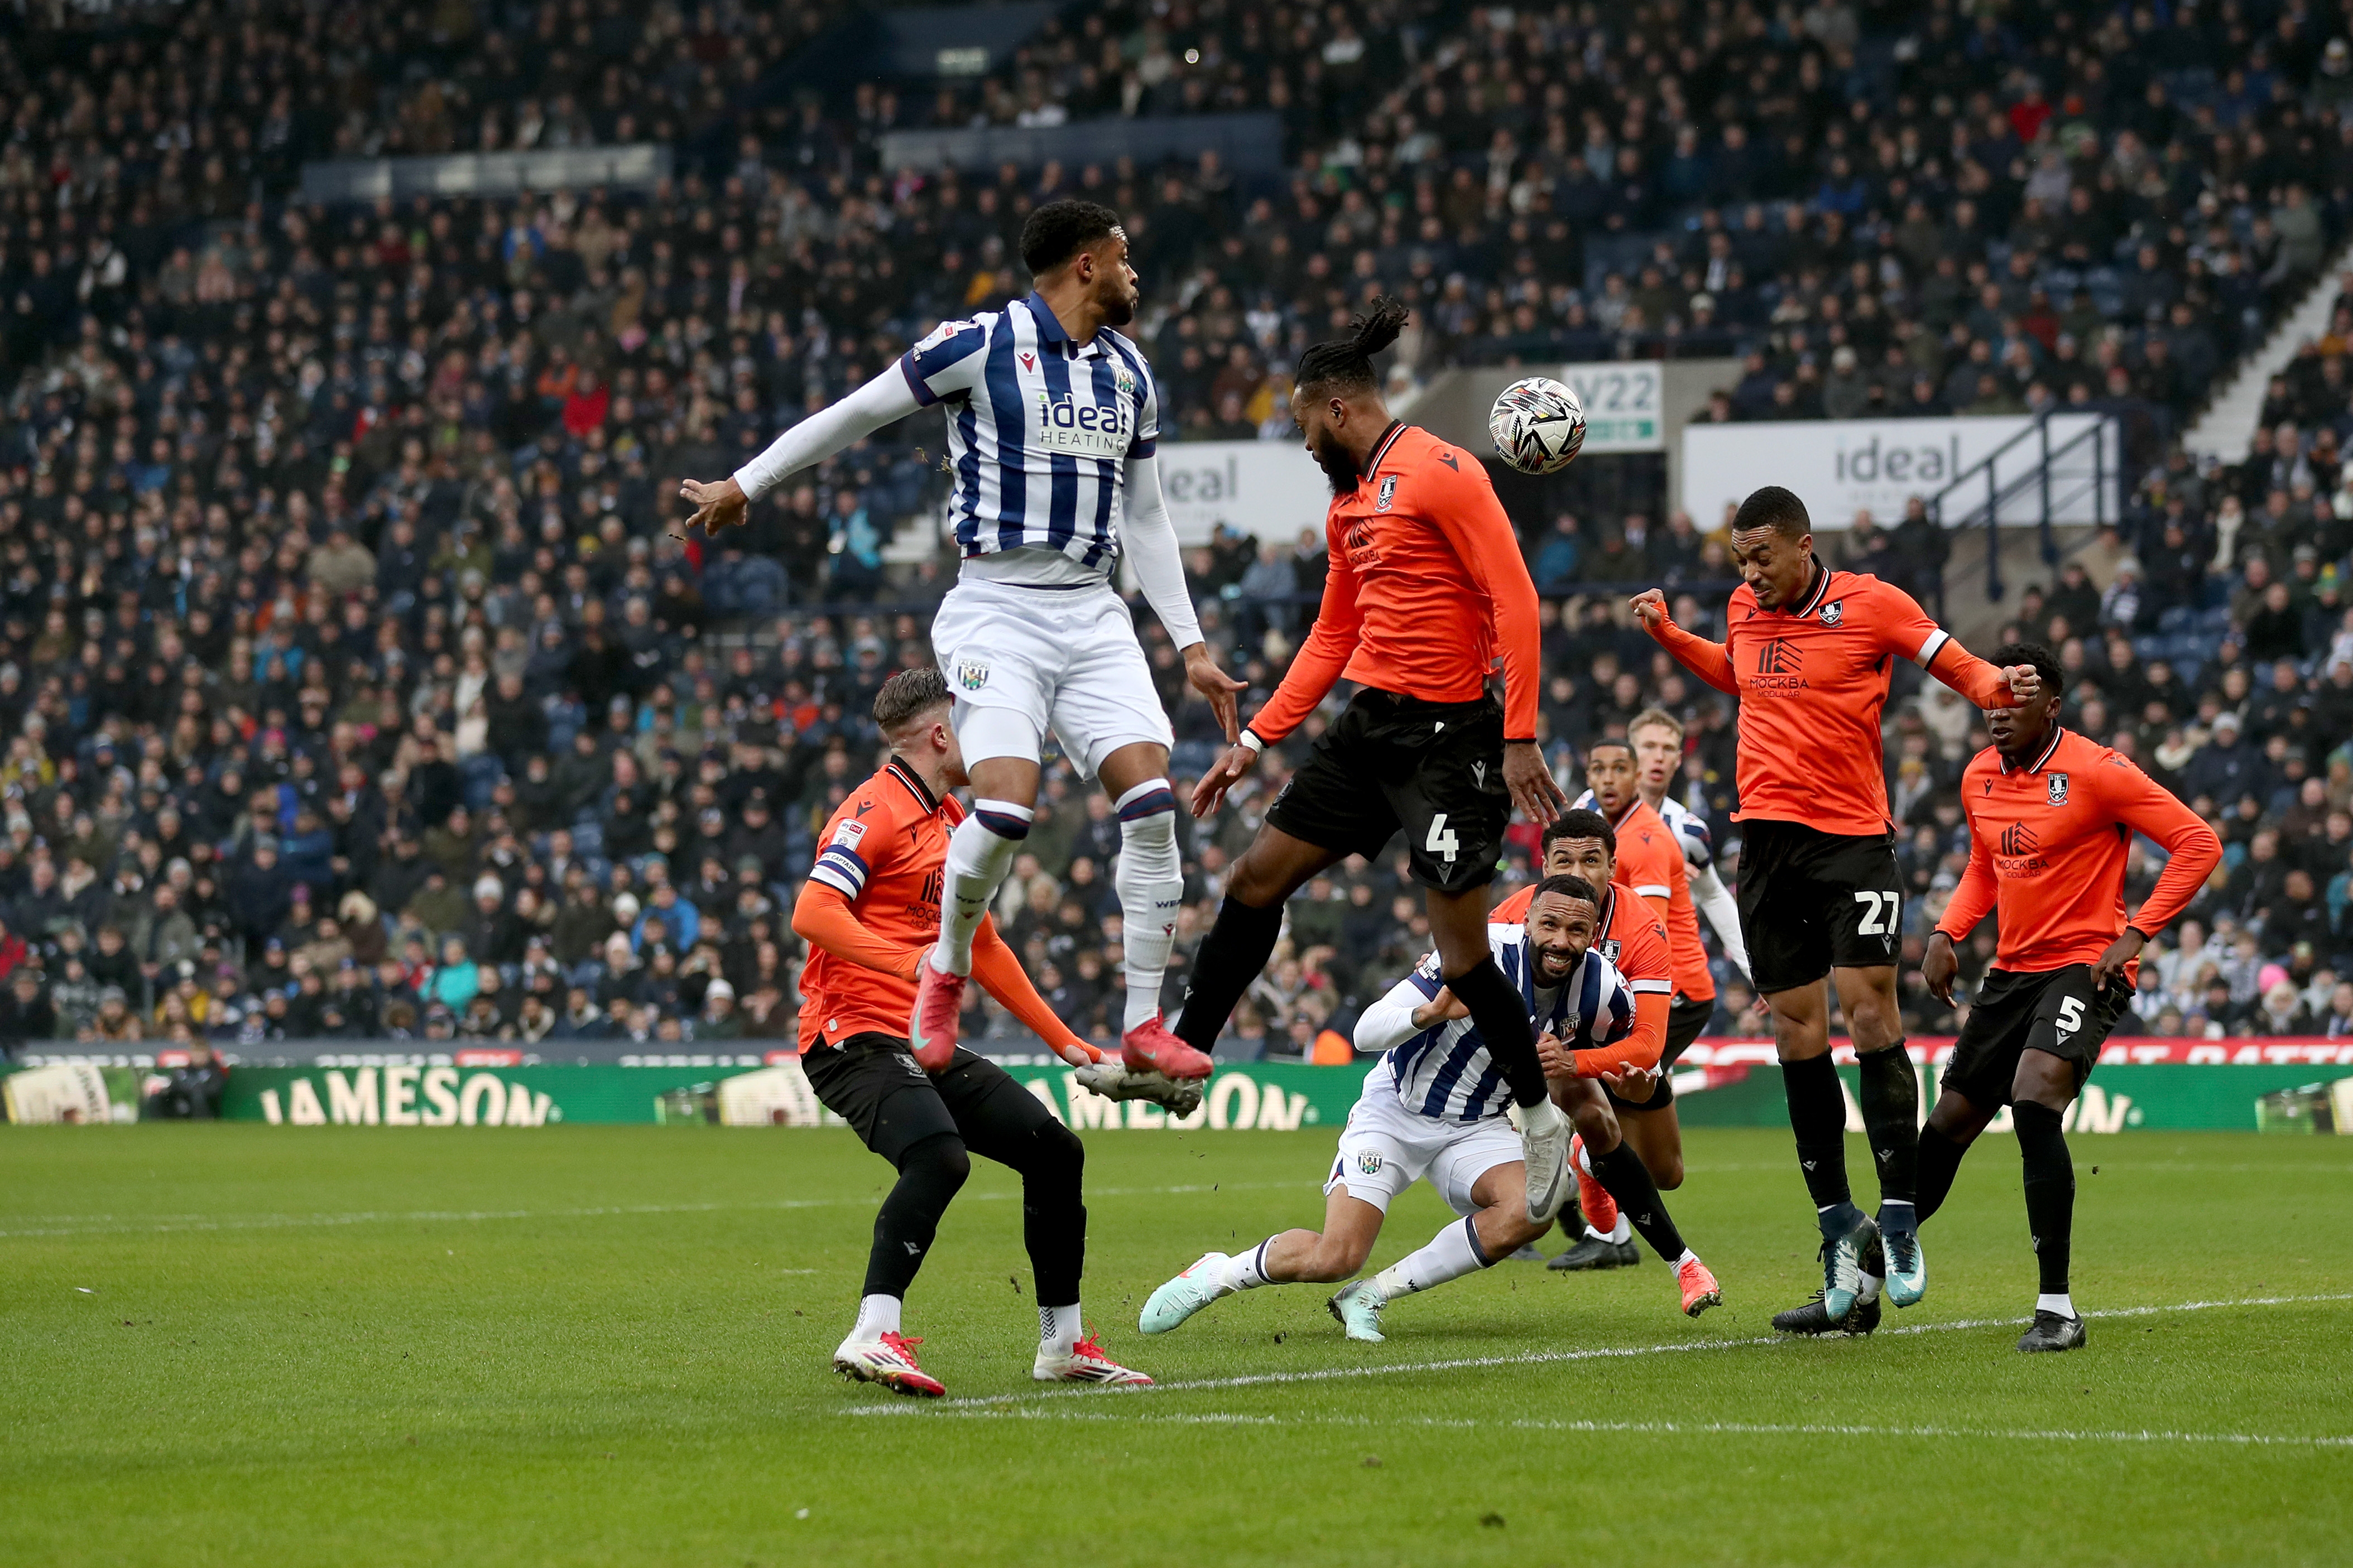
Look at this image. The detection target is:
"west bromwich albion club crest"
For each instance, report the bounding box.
[1375,474,1399,512]
[1819,600,1843,627]
[2048,772,2069,805]
[955,657,988,692]
[1357,1150,1384,1176]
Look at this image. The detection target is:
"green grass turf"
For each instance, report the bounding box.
[3,1125,2349,1567]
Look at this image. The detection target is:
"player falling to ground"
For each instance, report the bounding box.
[1494,801,1683,1271]
[1632,484,2037,1333]
[1141,876,1715,1341]
[793,669,1168,1397]
[1919,643,2219,1353]
[683,199,1235,1083]
[1183,299,1573,1222]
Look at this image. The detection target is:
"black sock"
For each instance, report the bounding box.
[1857,1042,1920,1223]
[864,1133,970,1298]
[1016,1123,1088,1306]
[1780,1054,1856,1232]
[1915,1123,1968,1226]
[2014,1100,2075,1300]
[1592,1142,1687,1262]
[1174,896,1286,1052]
[1444,956,1547,1107]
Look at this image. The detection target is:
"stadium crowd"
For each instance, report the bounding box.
[6,0,2353,1060]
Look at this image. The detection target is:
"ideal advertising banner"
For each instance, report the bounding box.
[1680,413,2117,528]
[1151,440,1333,546]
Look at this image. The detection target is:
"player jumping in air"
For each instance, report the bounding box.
[1183,299,1574,1223]
[1632,484,2037,1334]
[1141,876,1711,1341]
[793,670,1171,1397]
[1919,643,2219,1351]
[683,199,1235,1085]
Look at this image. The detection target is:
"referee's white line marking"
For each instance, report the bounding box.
[0,1181,1290,1239]
[876,1407,2353,1449]
[843,1293,2353,1416]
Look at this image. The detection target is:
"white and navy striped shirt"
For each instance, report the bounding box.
[1572,787,1717,873]
[1373,926,1635,1123]
[899,292,1160,574]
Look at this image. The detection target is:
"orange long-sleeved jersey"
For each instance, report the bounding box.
[1246,422,1542,744]
[1934,726,2221,984]
[1646,565,2017,836]
[791,759,1089,1057]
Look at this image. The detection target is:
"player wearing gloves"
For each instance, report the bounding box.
[1139,877,1716,1344]
[684,199,1232,1086]
[792,670,1181,1397]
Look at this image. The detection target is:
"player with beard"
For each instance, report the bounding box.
[1632,485,2037,1333]
[1180,299,1573,1225]
[1919,644,2218,1351]
[682,199,1233,1088]
[1139,876,1713,1342]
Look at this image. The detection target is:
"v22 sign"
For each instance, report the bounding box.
[1557,362,1663,453]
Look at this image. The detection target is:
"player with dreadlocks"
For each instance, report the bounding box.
[1180,298,1576,1233]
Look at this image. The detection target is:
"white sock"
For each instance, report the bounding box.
[851,1293,901,1341]
[1673,1247,1697,1269]
[1574,1139,1597,1178]
[1223,1239,1274,1292]
[1371,1216,1495,1299]
[1039,1301,1082,1354]
[1606,1213,1631,1243]
[1111,778,1183,1032]
[933,803,1030,975]
[2037,1291,2078,1319]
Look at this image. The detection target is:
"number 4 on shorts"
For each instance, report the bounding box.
[1426,813,1459,864]
[1852,889,1899,935]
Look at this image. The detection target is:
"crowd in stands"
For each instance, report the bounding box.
[8,0,2353,1059]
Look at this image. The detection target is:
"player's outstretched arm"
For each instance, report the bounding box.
[1630,590,1739,693]
[679,363,924,535]
[2088,758,2225,990]
[1123,455,1243,740]
[791,881,926,979]
[1353,967,1467,1054]
[1193,531,1363,816]
[970,916,1104,1066]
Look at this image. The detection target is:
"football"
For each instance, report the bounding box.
[1488,376,1588,474]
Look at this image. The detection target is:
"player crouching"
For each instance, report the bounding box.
[1140,877,1714,1343]
[795,670,1192,1396]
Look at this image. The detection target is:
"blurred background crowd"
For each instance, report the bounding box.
[8,0,2353,1057]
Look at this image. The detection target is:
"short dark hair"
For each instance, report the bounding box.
[1732,484,1811,539]
[1020,199,1122,275]
[1989,639,2064,698]
[873,667,952,731]
[1542,807,1615,858]
[1295,296,1410,397]
[1533,873,1602,909]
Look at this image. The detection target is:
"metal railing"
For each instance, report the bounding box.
[1923,412,2115,608]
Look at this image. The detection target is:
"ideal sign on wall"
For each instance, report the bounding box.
[1680,414,2117,529]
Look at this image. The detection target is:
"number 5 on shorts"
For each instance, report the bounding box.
[1852,889,1900,935]
[1426,813,1459,864]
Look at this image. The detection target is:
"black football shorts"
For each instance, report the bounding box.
[1942,964,2134,1109]
[1735,818,1905,994]
[1266,689,1510,894]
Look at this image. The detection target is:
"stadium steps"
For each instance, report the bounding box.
[2184,235,2353,463]
[1937,522,2103,648]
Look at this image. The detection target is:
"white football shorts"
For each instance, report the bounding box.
[930,576,1174,780]
[1324,1067,1525,1216]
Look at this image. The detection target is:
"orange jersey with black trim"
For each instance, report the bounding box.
[797,759,959,1050]
[1489,881,1672,999]
[1936,727,2221,983]
[1648,566,2015,836]
[1605,799,1715,1003]
[1247,422,1542,745]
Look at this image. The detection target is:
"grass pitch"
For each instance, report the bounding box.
[4,1124,2349,1567]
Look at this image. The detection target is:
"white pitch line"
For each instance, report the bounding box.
[878,1406,2353,1450]
[843,1292,2353,1416]
[0,1180,1290,1239]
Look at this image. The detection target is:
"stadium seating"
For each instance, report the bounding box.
[4,0,2353,1055]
